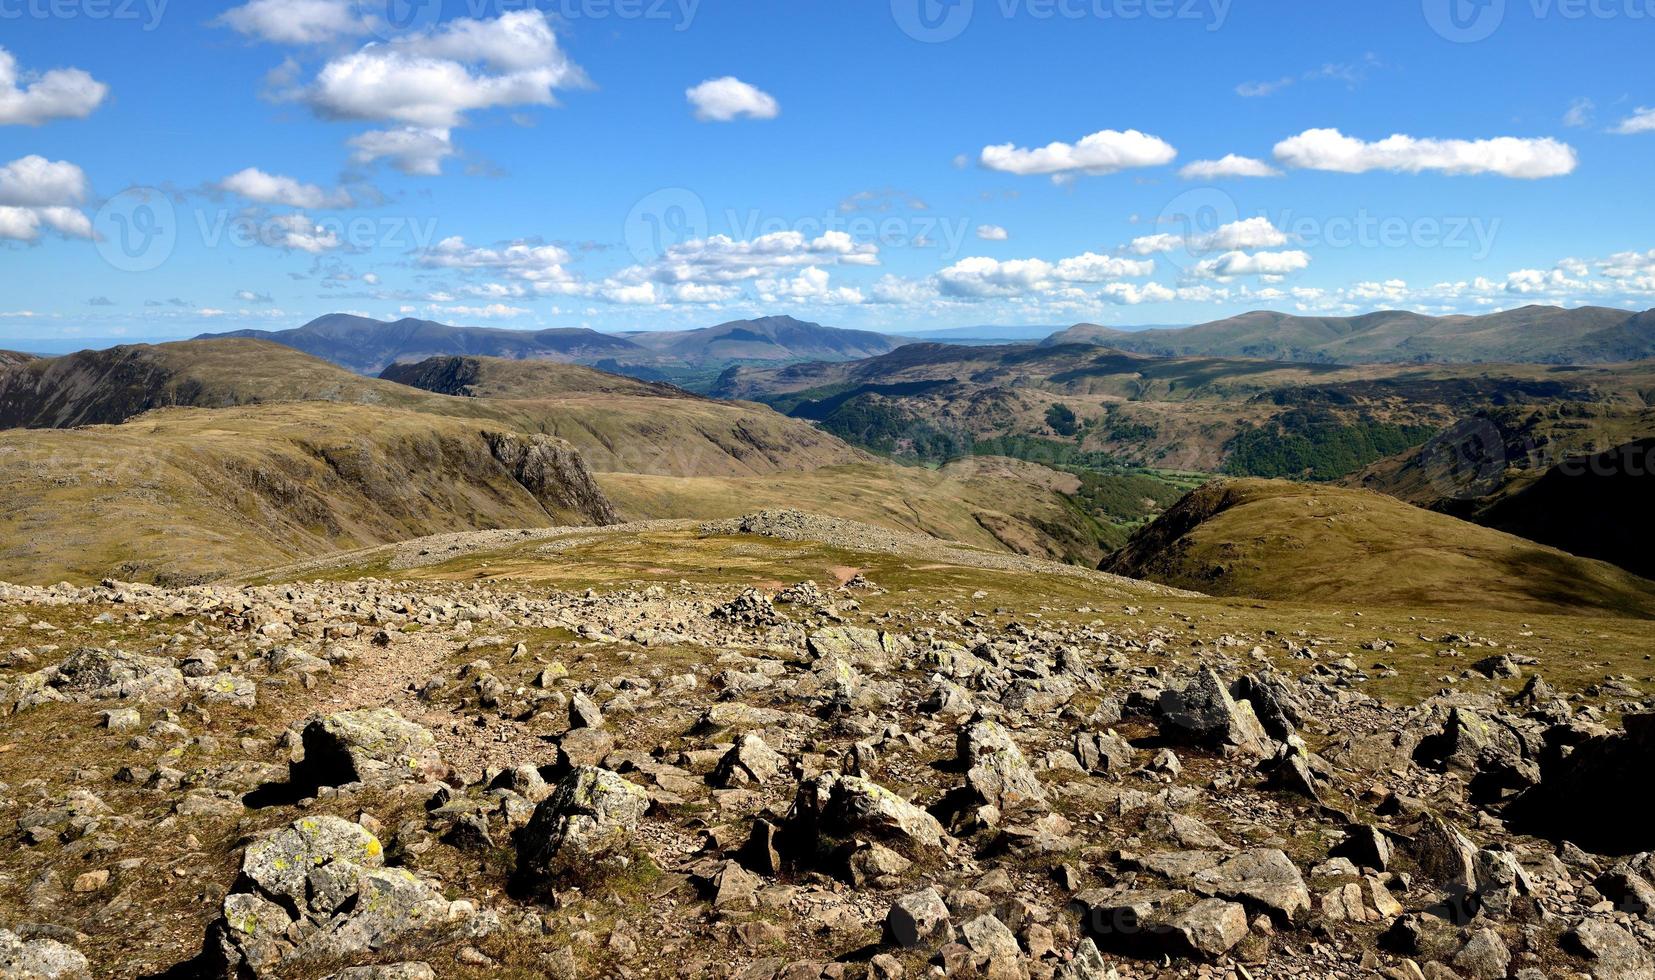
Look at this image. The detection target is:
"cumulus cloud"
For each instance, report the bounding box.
[0,48,108,126]
[1190,249,1311,279]
[685,77,779,122]
[304,11,585,129]
[216,0,369,44]
[260,213,341,253]
[1099,282,1177,305]
[417,237,576,286]
[1612,107,1655,135]
[979,129,1176,180]
[755,267,864,305]
[1273,128,1577,178]
[1178,155,1283,180]
[218,167,354,209]
[427,303,531,319]
[236,290,274,303]
[0,155,91,241]
[1130,217,1288,255]
[347,127,456,176]
[976,224,1009,241]
[935,253,1155,299]
[636,230,879,286]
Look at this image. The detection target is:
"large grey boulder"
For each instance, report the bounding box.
[790,773,948,855]
[292,708,445,789]
[959,720,1047,812]
[209,816,456,977]
[1157,668,1270,757]
[0,928,90,979]
[516,767,650,884]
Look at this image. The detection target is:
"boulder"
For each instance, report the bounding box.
[208,816,454,977]
[291,709,445,789]
[885,888,952,950]
[1563,919,1655,980]
[959,720,1047,812]
[1157,668,1269,757]
[790,774,947,855]
[0,928,90,979]
[517,767,649,884]
[713,733,788,788]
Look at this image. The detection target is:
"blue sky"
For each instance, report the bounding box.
[1,0,1653,345]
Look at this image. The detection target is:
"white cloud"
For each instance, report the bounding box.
[685,77,779,122]
[1563,97,1595,128]
[979,129,1177,180]
[0,47,108,126]
[0,156,90,241]
[236,290,274,303]
[216,0,368,44]
[1178,155,1283,180]
[935,253,1154,299]
[1130,217,1288,256]
[1196,217,1288,251]
[1612,107,1655,135]
[1236,78,1293,98]
[427,303,531,319]
[637,230,879,285]
[347,127,456,176]
[1273,128,1577,178]
[261,213,341,253]
[1099,282,1176,305]
[868,275,937,305]
[418,236,576,285]
[305,11,585,129]
[1599,250,1655,279]
[1129,232,1183,255]
[1191,249,1311,279]
[218,167,354,209]
[976,224,1009,241]
[0,155,88,207]
[755,267,864,305]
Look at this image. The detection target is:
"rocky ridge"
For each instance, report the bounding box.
[0,517,1650,978]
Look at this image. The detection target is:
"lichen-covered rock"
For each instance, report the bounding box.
[292,708,445,789]
[208,817,455,978]
[517,767,649,884]
[713,732,787,788]
[0,928,90,979]
[959,720,1047,812]
[790,773,947,855]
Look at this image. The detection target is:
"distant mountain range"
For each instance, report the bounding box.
[200,313,910,377]
[1045,305,1655,365]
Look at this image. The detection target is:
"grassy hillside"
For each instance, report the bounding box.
[715,341,1655,476]
[379,354,695,400]
[0,339,869,478]
[1102,478,1655,618]
[1047,304,1655,364]
[0,404,616,585]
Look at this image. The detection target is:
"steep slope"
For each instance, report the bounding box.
[713,341,1654,475]
[200,314,650,374]
[0,350,36,367]
[0,338,868,478]
[0,339,426,428]
[1475,438,1655,579]
[622,315,907,365]
[1102,478,1655,617]
[1046,305,1655,365]
[0,404,616,584]
[379,354,695,400]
